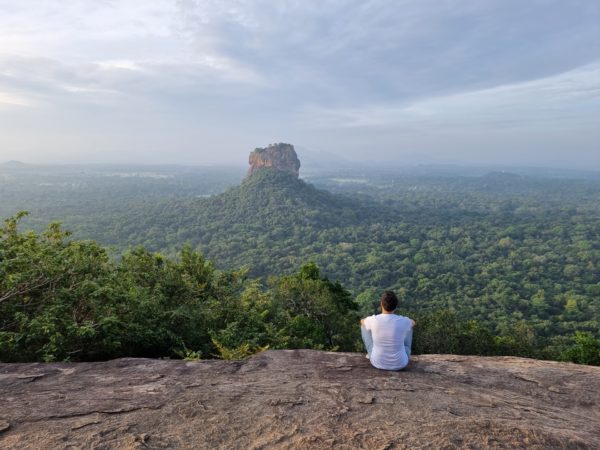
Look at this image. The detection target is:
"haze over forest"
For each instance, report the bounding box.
[0,0,599,168]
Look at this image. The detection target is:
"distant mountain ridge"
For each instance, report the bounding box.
[0,160,27,167]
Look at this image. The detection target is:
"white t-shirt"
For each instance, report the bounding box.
[363,314,413,370]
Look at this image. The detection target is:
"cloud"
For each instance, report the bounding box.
[174,0,600,105]
[0,91,32,108]
[3,0,600,108]
[303,63,600,130]
[0,0,599,166]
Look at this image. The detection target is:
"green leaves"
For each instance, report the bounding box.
[268,263,359,351]
[561,332,600,366]
[1,215,363,362]
[1,211,599,365]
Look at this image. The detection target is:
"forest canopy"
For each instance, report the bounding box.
[1,212,599,365]
[1,164,599,365]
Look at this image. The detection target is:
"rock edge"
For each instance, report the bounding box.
[1,350,599,449]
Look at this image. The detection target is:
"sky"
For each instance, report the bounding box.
[0,0,599,168]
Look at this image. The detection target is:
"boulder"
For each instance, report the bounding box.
[1,350,598,449]
[247,143,300,179]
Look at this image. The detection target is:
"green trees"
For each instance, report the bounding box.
[411,310,497,356]
[269,262,359,351]
[2,166,600,365]
[0,212,121,361]
[561,332,600,365]
[2,213,599,365]
[114,245,246,359]
[0,216,362,361]
[0,214,245,361]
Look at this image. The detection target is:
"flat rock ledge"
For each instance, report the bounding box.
[1,350,598,449]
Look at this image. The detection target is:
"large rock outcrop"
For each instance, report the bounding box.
[247,143,300,179]
[1,350,599,449]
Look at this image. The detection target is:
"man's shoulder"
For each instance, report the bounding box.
[366,314,413,324]
[394,315,414,327]
[372,314,412,324]
[362,314,377,326]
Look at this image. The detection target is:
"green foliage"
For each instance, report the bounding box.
[561,332,600,365]
[412,310,497,356]
[0,212,122,361]
[174,346,202,361]
[1,165,600,366]
[0,217,359,361]
[269,263,359,351]
[493,321,539,358]
[25,168,594,353]
[211,337,268,360]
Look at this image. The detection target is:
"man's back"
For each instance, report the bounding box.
[363,314,412,370]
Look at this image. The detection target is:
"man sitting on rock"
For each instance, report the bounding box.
[360,291,415,370]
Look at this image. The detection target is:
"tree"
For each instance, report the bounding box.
[0,212,122,361]
[270,262,359,351]
[562,332,600,366]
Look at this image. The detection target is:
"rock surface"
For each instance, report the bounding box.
[1,350,598,449]
[247,143,300,179]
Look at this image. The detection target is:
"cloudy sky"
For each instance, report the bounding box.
[0,0,599,167]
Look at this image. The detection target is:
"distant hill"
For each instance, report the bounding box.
[202,167,382,228]
[483,171,523,179]
[134,144,396,274]
[0,160,27,167]
[124,166,395,277]
[212,143,394,227]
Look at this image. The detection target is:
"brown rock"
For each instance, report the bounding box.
[0,350,599,449]
[247,143,300,179]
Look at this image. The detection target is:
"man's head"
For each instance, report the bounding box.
[380,291,398,312]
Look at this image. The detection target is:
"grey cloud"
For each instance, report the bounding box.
[0,0,599,167]
[176,0,600,106]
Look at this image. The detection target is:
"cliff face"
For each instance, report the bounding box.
[1,350,599,449]
[247,143,300,179]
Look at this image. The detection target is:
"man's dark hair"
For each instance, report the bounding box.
[381,291,398,312]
